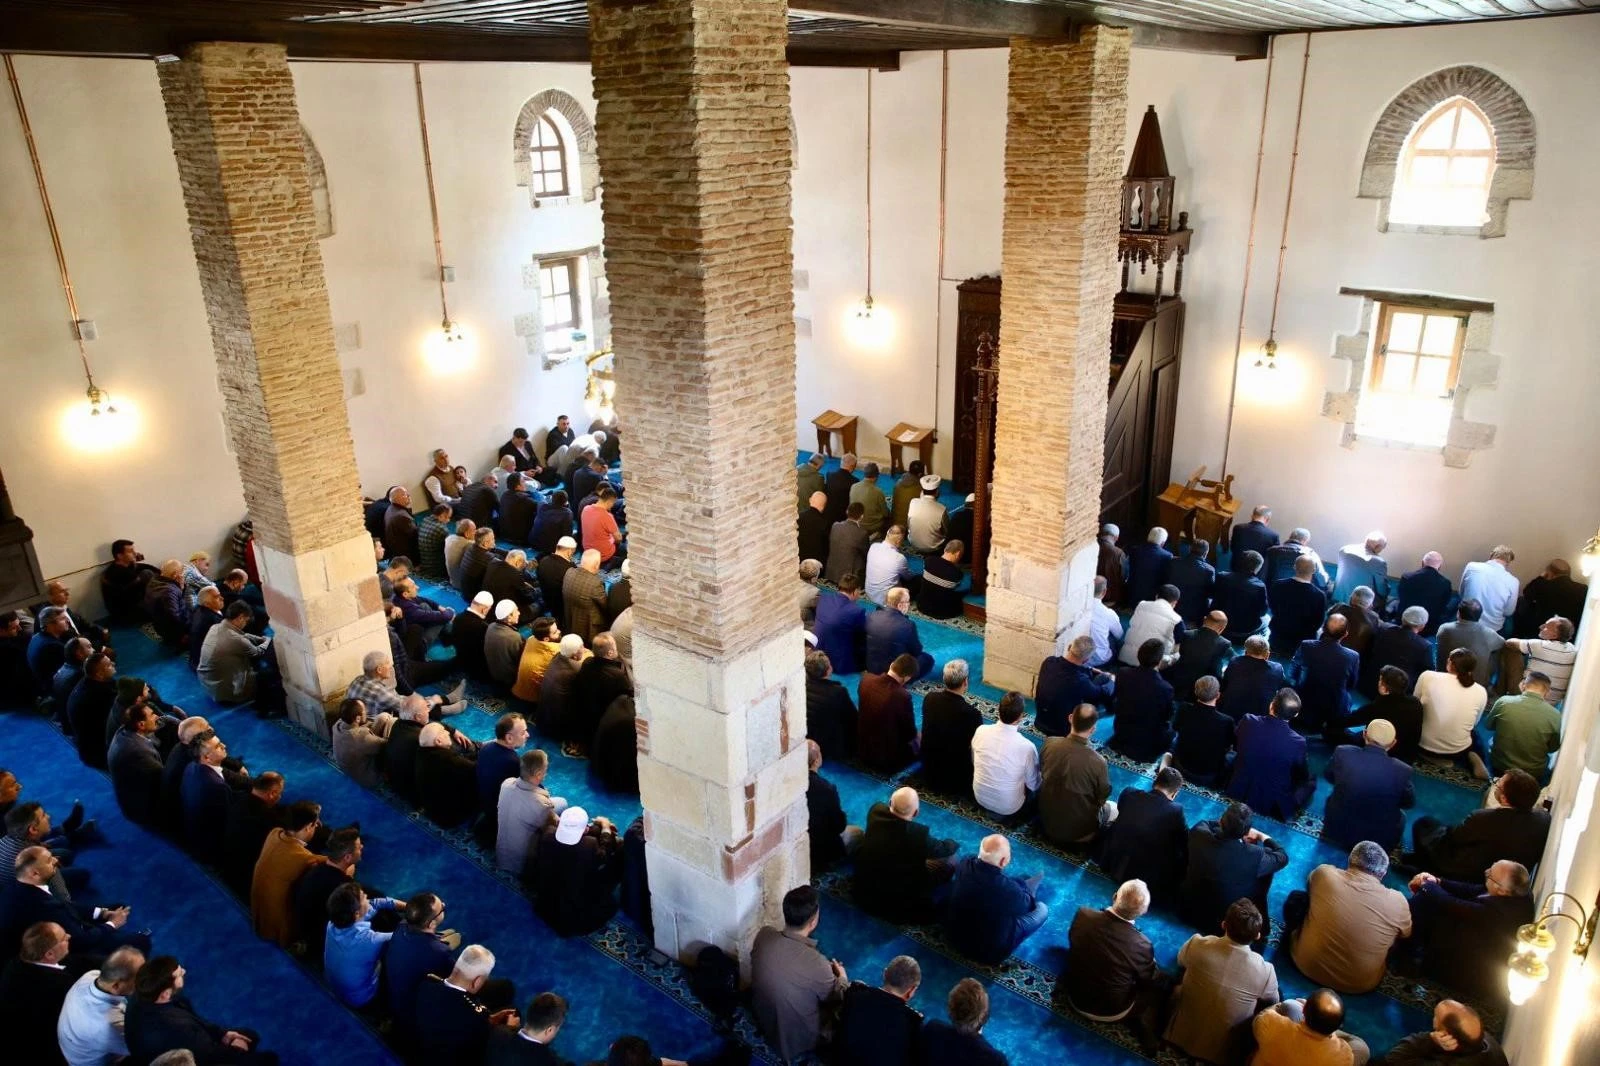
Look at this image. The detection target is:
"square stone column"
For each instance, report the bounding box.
[588,0,807,966]
[983,27,1131,694]
[158,44,388,733]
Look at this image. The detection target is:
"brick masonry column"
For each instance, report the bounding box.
[983,27,1131,694]
[158,44,388,733]
[587,0,807,966]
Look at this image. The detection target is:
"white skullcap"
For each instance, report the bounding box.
[473,590,494,607]
[494,599,517,621]
[556,536,578,550]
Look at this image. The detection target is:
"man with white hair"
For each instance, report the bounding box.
[864,587,932,679]
[1035,635,1115,736]
[422,448,463,508]
[1059,880,1164,1048]
[1504,615,1578,704]
[1333,531,1390,605]
[415,943,520,1062]
[1119,584,1183,668]
[1126,527,1174,608]
[852,787,958,924]
[482,550,537,619]
[382,486,420,562]
[1097,523,1128,607]
[918,659,981,793]
[1364,606,1433,700]
[416,722,479,828]
[536,634,590,741]
[823,452,858,525]
[1264,526,1329,589]
[1395,550,1451,635]
[943,834,1048,965]
[1230,504,1279,562]
[484,601,526,688]
[444,518,477,590]
[1403,860,1534,1001]
[864,525,912,606]
[1287,841,1412,994]
[796,452,826,512]
[562,550,608,645]
[572,633,634,749]
[346,650,464,721]
[142,561,191,648]
[1326,585,1381,664]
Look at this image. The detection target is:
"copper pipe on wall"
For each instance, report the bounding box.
[413,62,452,324]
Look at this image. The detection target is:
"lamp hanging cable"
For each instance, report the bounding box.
[6,53,112,412]
[414,63,460,344]
[1266,34,1313,348]
[862,66,874,312]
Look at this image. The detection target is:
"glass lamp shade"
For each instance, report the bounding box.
[1580,535,1600,578]
[423,319,474,373]
[1517,922,1558,962]
[1506,949,1549,1006]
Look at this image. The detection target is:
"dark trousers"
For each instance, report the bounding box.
[1283,889,1310,940]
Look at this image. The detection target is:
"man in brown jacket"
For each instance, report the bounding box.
[1038,704,1117,845]
[250,800,327,947]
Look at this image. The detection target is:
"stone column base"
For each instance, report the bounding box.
[982,540,1100,694]
[255,533,390,736]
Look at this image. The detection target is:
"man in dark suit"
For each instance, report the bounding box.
[384,701,427,805]
[797,491,831,570]
[1364,607,1434,700]
[386,893,458,1023]
[68,655,119,767]
[806,741,850,875]
[27,608,70,698]
[0,847,152,959]
[1227,689,1313,821]
[857,656,919,774]
[1269,556,1330,658]
[1098,525,1129,607]
[852,787,957,924]
[1322,719,1415,851]
[1100,768,1189,906]
[1514,558,1587,638]
[1354,665,1426,762]
[530,497,576,556]
[1058,880,1166,1048]
[1110,639,1176,763]
[1263,528,1328,589]
[1229,506,1279,563]
[495,477,540,546]
[1168,676,1235,786]
[222,772,285,898]
[0,920,83,1065]
[1403,861,1535,999]
[943,834,1047,966]
[1167,539,1216,628]
[483,992,573,1066]
[864,588,933,679]
[824,504,870,586]
[813,577,868,675]
[125,955,277,1065]
[1289,615,1361,740]
[108,702,166,828]
[1164,610,1233,698]
[834,955,925,1066]
[918,660,983,795]
[1406,769,1550,879]
[1126,528,1175,608]
[1211,551,1269,642]
[804,649,858,761]
[1218,636,1285,721]
[32,580,110,649]
[180,729,234,864]
[483,554,539,620]
[1395,551,1453,635]
[1179,803,1289,931]
[823,455,858,526]
[1034,635,1115,736]
[1327,587,1382,664]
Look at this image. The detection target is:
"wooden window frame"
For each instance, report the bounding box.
[1400,97,1496,196]
[530,113,570,198]
[540,256,582,353]
[1368,302,1468,398]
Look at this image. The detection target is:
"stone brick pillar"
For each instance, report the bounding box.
[158,44,387,732]
[587,0,807,966]
[983,28,1131,693]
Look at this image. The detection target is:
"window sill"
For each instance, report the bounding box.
[533,195,577,209]
[1379,220,1486,238]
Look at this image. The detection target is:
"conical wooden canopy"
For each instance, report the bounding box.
[1125,105,1171,179]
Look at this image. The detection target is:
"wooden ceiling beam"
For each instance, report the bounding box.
[1126,22,1271,58]
[790,0,1077,38]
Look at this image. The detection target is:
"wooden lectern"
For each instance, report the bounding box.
[1154,466,1239,548]
[811,410,857,459]
[884,423,934,477]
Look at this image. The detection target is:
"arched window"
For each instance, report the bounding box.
[513,90,600,206]
[529,114,570,198]
[1389,98,1495,229]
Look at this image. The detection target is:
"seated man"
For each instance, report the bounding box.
[344,651,465,723]
[496,475,540,545]
[1289,613,1360,741]
[459,528,499,601]
[798,559,822,627]
[591,696,640,794]
[1126,527,1174,608]
[28,607,71,697]
[1167,539,1216,629]
[571,633,633,749]
[530,496,575,557]
[416,722,480,828]
[382,487,420,562]
[321,883,400,1010]
[803,649,858,761]
[385,893,461,1024]
[1165,610,1233,700]
[1038,705,1116,846]
[1252,989,1369,1066]
[109,702,169,827]
[125,956,277,1065]
[848,463,890,539]
[416,504,454,581]
[824,503,870,586]
[394,577,458,653]
[0,920,80,1063]
[864,526,912,606]
[1460,546,1518,633]
[750,886,848,1063]
[971,692,1040,821]
[1396,551,1453,636]
[0,847,151,960]
[1406,769,1550,881]
[415,945,520,1063]
[921,979,1007,1066]
[798,491,831,573]
[1263,527,1329,588]
[100,540,159,624]
[483,992,571,1066]
[1504,615,1578,705]
[197,602,276,710]
[250,801,326,947]
[511,616,563,712]
[57,945,146,1066]
[1165,899,1279,1066]
[1230,505,1279,562]
[1270,556,1330,659]
[1167,676,1235,786]
[580,486,626,569]
[1435,598,1503,689]
[1322,719,1414,852]
[864,587,933,680]
[1484,670,1562,778]
[1228,689,1313,821]
[422,449,463,508]
[1218,635,1285,720]
[1327,585,1381,663]
[533,808,623,937]
[1211,550,1269,642]
[1332,531,1390,606]
[1364,606,1433,699]
[835,955,924,1066]
[1100,768,1188,906]
[1109,638,1177,763]
[1515,559,1587,638]
[1034,635,1115,736]
[917,659,981,795]
[813,574,868,675]
[857,655,919,774]
[496,749,566,879]
[187,586,225,671]
[1058,880,1165,1048]
[536,635,590,742]
[1361,665,1425,764]
[1180,803,1288,933]
[943,835,1047,966]
[458,473,503,533]
[806,740,854,875]
[486,601,528,689]
[1287,842,1411,995]
[1401,861,1533,1001]
[476,713,529,839]
[180,729,238,863]
[852,787,957,924]
[1086,575,1124,667]
[1416,648,1489,775]
[906,474,948,554]
[1119,584,1183,668]
[1376,1000,1505,1066]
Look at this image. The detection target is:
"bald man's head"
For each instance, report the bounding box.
[889,787,919,819]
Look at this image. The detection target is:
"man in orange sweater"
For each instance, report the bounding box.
[250,800,327,947]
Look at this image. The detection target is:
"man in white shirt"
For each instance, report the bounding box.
[58,946,145,1066]
[422,449,462,508]
[1417,648,1489,777]
[1505,616,1578,704]
[864,526,912,606]
[1084,575,1124,667]
[1119,584,1183,668]
[1332,531,1390,606]
[906,475,948,554]
[1460,546,1519,632]
[971,692,1041,821]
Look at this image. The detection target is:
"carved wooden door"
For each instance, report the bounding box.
[952,276,1000,494]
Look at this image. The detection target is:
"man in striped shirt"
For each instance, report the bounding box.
[1505,616,1577,704]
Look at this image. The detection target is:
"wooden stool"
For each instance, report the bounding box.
[812,410,858,459]
[885,422,935,477]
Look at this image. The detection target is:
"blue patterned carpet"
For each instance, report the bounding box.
[0,490,1496,1065]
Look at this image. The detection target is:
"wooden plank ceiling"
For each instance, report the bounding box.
[0,0,1594,65]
